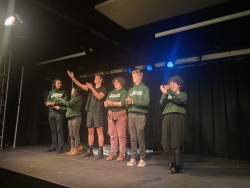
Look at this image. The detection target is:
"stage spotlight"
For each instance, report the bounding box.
[127,68,132,73]
[167,61,174,68]
[5,13,23,26]
[5,16,15,26]
[146,65,152,71]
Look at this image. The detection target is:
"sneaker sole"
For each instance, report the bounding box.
[137,165,146,167]
[127,163,136,166]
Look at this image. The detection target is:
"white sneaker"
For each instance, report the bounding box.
[127,158,136,166]
[137,159,147,167]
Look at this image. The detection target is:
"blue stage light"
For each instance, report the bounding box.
[167,61,174,68]
[146,65,152,71]
[127,68,132,73]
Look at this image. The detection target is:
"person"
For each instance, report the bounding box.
[126,70,150,167]
[45,78,68,154]
[159,76,187,174]
[46,86,83,156]
[67,70,107,159]
[104,77,128,162]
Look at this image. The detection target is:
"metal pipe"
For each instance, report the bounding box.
[36,51,86,65]
[0,52,11,150]
[13,66,24,148]
[155,10,250,38]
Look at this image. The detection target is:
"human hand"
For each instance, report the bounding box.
[67,70,74,79]
[53,106,60,110]
[105,100,113,107]
[86,83,94,90]
[45,101,55,106]
[126,96,133,105]
[164,84,170,90]
[160,85,167,94]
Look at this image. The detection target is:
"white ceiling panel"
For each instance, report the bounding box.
[95,0,229,29]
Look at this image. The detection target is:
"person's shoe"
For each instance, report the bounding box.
[137,159,147,167]
[169,164,180,174]
[116,153,125,162]
[95,146,103,160]
[81,146,93,157]
[169,163,175,170]
[66,148,74,155]
[69,148,78,156]
[45,147,56,152]
[106,152,116,161]
[127,158,136,166]
[56,148,63,154]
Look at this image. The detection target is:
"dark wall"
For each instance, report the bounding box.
[3,57,250,161]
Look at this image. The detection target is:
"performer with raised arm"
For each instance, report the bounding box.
[159,76,187,174]
[67,71,107,159]
[126,70,150,167]
[104,77,128,162]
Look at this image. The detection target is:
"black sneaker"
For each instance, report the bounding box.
[56,148,63,154]
[169,164,180,174]
[45,147,56,152]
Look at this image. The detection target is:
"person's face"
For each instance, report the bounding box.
[132,73,142,84]
[169,81,180,93]
[113,80,122,90]
[94,75,102,84]
[55,80,62,89]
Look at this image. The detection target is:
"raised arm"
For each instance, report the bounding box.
[67,70,88,91]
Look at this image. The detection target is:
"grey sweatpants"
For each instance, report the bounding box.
[68,116,81,149]
[128,113,146,160]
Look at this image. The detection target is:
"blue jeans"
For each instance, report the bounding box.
[48,111,64,149]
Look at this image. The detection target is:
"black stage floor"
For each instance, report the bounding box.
[0,144,250,188]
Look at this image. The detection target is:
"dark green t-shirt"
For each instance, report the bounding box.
[85,85,107,112]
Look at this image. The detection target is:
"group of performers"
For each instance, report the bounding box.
[44,69,187,174]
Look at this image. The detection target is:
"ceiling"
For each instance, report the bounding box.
[0,0,250,75]
[96,0,228,29]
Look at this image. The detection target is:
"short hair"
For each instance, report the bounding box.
[112,77,125,87]
[132,69,143,78]
[168,76,184,89]
[51,78,63,90]
[71,86,82,98]
[95,74,104,84]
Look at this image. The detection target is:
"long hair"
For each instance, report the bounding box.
[51,78,63,90]
[71,86,82,98]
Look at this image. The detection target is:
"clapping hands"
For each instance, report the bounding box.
[160,84,170,95]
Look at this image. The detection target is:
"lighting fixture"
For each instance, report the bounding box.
[135,65,145,70]
[5,13,23,26]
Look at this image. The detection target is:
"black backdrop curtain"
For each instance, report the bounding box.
[9,57,250,161]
